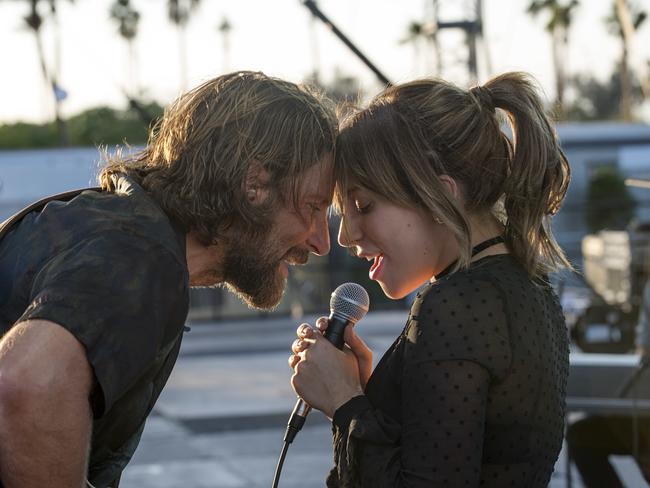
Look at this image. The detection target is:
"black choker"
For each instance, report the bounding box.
[436,235,505,279]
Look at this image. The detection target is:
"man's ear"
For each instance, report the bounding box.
[245,162,271,204]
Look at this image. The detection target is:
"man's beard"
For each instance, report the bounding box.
[221,229,309,310]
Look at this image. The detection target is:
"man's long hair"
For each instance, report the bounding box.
[100,71,337,245]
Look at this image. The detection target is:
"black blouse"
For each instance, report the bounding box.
[327,254,569,488]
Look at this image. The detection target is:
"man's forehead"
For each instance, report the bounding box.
[298,156,334,201]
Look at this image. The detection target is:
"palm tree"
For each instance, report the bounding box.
[400,19,443,77]
[400,21,425,76]
[607,0,647,121]
[18,0,70,144]
[217,16,232,74]
[109,0,141,97]
[527,0,580,118]
[400,0,442,77]
[167,0,200,92]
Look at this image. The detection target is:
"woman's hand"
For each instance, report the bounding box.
[288,317,373,388]
[315,316,373,389]
[288,323,365,418]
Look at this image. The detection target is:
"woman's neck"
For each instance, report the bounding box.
[468,212,508,262]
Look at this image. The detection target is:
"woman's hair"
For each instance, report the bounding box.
[100,71,337,245]
[334,72,571,278]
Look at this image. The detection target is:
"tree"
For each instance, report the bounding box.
[566,70,644,121]
[527,0,580,118]
[17,0,71,145]
[586,166,637,233]
[0,102,164,149]
[606,0,647,121]
[109,0,141,97]
[167,0,200,92]
[304,69,362,105]
[400,0,442,76]
[217,16,232,74]
[400,21,433,76]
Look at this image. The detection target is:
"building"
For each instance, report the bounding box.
[554,122,650,262]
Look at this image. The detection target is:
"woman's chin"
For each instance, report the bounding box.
[379,282,410,300]
[378,278,427,300]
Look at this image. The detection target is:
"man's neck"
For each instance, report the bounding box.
[185,232,225,286]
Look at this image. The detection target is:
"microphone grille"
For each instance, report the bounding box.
[330,282,370,323]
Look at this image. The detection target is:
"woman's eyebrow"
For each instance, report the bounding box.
[303,192,332,207]
[346,185,361,196]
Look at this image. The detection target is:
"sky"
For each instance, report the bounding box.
[0,0,649,124]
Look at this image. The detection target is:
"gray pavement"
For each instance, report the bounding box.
[120,311,649,488]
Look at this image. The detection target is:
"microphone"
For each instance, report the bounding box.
[283,282,370,444]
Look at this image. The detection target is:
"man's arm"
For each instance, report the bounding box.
[0,320,93,488]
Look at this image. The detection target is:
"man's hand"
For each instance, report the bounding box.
[0,320,94,488]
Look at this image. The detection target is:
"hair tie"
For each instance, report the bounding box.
[470,85,495,113]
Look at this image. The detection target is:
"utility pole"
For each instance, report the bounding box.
[437,0,484,83]
[419,0,487,83]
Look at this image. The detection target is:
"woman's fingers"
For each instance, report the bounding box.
[344,325,372,360]
[315,316,329,334]
[296,323,315,338]
[291,338,309,355]
[290,324,319,368]
[288,354,300,369]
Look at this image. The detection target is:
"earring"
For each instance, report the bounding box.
[434,217,443,225]
[247,188,257,201]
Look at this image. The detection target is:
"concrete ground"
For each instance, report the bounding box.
[120,311,649,488]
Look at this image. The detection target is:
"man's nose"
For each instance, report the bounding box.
[307,211,330,256]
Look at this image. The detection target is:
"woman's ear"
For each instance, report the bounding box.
[245,162,271,205]
[438,174,460,200]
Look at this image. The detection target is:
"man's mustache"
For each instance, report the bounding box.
[283,247,309,265]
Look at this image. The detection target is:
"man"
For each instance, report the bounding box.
[0,71,337,487]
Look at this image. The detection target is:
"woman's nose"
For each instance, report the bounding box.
[337,213,361,248]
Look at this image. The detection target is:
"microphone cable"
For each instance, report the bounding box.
[272,399,308,488]
[272,442,290,488]
[271,283,369,488]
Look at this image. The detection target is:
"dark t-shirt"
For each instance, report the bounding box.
[0,175,190,487]
[328,255,569,488]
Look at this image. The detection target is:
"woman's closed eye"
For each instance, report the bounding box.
[354,199,372,214]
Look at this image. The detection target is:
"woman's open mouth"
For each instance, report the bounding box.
[369,254,384,280]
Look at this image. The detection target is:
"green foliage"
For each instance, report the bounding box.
[110,0,141,40]
[605,0,647,36]
[0,102,163,149]
[0,122,58,149]
[586,166,637,232]
[566,71,644,121]
[527,0,580,32]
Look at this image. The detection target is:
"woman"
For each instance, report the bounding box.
[289,72,571,487]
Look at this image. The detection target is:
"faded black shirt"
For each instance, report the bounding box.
[328,255,569,488]
[0,175,190,487]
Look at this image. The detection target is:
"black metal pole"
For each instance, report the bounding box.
[301,0,392,87]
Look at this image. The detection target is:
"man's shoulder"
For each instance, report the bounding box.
[20,183,185,264]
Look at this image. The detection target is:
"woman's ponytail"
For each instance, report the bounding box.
[484,72,571,277]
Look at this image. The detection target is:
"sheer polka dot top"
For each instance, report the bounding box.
[328,254,569,488]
